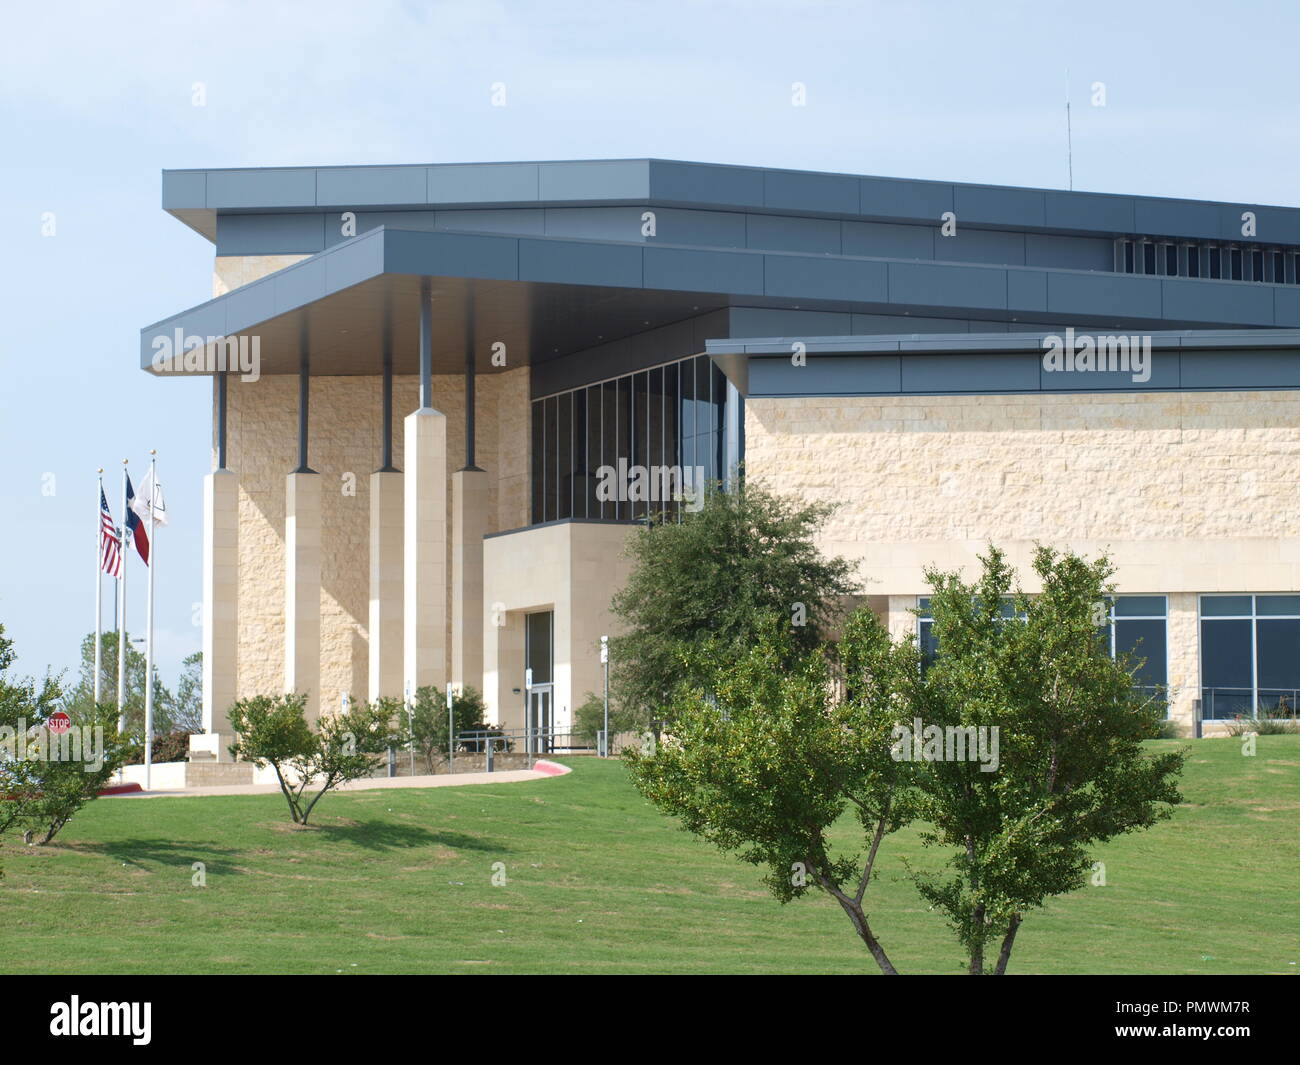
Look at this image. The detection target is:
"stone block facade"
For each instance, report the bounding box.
[746,391,1300,730]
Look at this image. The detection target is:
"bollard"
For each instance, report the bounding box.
[486,736,494,773]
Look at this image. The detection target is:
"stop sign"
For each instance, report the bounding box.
[48,711,72,734]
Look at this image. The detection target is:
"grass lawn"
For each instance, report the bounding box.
[1,737,1297,975]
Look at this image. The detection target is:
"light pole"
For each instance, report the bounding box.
[600,635,609,757]
[446,682,455,775]
[404,682,414,775]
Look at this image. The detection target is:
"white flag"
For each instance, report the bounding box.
[130,466,168,526]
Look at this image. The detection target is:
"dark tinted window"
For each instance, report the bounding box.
[1201,618,1252,690]
[1256,619,1300,690]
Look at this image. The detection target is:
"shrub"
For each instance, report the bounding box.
[406,686,504,771]
[573,691,640,744]
[1224,707,1300,735]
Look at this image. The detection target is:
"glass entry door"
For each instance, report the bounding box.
[526,684,554,754]
[525,611,554,753]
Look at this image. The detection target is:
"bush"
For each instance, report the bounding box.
[406,686,505,771]
[573,691,641,743]
[122,729,194,765]
[1224,707,1300,735]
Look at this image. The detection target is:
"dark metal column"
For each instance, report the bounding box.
[295,346,314,473]
[462,293,483,473]
[379,329,397,472]
[216,373,228,470]
[419,276,432,409]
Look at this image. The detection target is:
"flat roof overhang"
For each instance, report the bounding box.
[162,158,1300,246]
[141,226,1300,378]
[713,329,1300,397]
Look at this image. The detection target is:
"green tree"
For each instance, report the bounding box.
[62,631,178,738]
[625,613,918,974]
[610,482,856,721]
[624,546,1185,975]
[228,694,397,824]
[573,690,639,745]
[912,545,1185,974]
[13,701,131,845]
[407,685,494,772]
[172,651,203,734]
[0,625,130,848]
[0,625,63,862]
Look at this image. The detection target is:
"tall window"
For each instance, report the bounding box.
[1097,596,1168,702]
[529,354,734,525]
[1200,595,1300,719]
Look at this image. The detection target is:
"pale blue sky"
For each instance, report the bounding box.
[2,0,1297,689]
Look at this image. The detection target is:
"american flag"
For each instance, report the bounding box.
[99,487,122,579]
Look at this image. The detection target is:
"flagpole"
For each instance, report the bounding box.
[94,469,104,707]
[117,459,128,734]
[144,451,157,791]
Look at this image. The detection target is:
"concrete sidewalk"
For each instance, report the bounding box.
[108,760,571,798]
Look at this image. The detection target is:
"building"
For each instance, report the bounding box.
[141,158,1300,752]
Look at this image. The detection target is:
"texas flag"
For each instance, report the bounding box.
[124,474,150,565]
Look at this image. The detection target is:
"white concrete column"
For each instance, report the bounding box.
[368,470,404,702]
[198,468,238,760]
[404,409,447,697]
[285,471,322,720]
[484,609,525,729]
[452,468,488,694]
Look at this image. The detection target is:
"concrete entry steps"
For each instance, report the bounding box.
[184,762,256,787]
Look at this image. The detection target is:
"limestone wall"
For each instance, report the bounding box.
[744,390,1300,594]
[745,389,1300,729]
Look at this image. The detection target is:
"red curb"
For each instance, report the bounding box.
[532,759,571,776]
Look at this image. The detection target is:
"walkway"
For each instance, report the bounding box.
[108,759,572,798]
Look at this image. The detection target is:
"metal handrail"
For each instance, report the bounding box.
[1201,687,1300,721]
[456,726,596,757]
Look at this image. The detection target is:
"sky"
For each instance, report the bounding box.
[1,0,1298,691]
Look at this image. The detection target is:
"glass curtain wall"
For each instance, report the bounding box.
[530,354,733,525]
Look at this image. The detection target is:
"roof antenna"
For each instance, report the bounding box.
[1065,68,1074,191]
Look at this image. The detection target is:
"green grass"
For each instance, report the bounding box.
[2,738,1297,974]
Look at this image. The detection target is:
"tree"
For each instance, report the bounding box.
[407,685,495,772]
[624,546,1185,975]
[624,613,918,974]
[172,651,203,734]
[228,694,397,824]
[13,702,131,845]
[911,545,1185,974]
[0,625,62,863]
[62,631,178,738]
[0,625,129,848]
[610,482,857,721]
[573,690,639,745]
